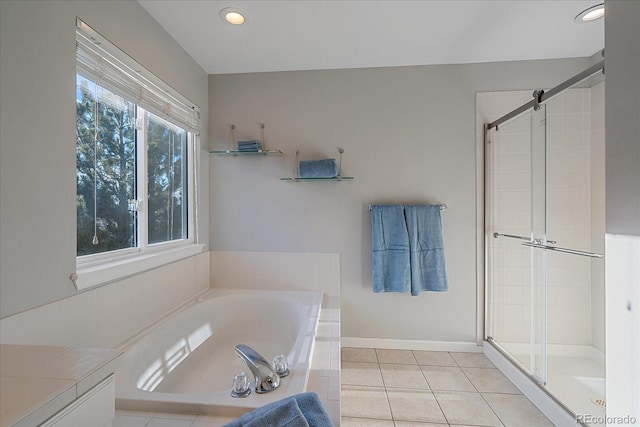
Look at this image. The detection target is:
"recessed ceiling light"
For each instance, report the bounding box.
[575,3,604,23]
[220,7,247,26]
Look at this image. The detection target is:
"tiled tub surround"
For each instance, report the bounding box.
[0,253,210,348]
[341,347,552,427]
[115,289,323,414]
[0,344,123,427]
[209,251,341,423]
[110,294,341,427]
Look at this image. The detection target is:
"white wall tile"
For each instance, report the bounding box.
[0,311,25,344]
[210,251,341,295]
[1,254,207,348]
[22,299,66,346]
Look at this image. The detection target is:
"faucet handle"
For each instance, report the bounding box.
[231,371,251,398]
[273,354,290,377]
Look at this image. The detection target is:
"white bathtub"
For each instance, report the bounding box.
[115,289,323,416]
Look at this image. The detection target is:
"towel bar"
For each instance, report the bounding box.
[368,204,447,211]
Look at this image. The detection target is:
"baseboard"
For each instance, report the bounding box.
[484,342,577,426]
[341,337,482,353]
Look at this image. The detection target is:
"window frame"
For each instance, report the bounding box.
[73,19,202,291]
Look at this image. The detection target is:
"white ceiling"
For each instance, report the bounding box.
[137,0,604,75]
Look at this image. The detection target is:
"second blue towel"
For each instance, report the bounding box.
[370,205,411,293]
[299,159,338,178]
[405,205,448,295]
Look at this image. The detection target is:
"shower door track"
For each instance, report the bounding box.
[487,58,604,131]
[485,339,590,427]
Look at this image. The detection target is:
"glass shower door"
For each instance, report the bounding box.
[485,82,607,425]
[529,105,548,385]
[486,104,548,384]
[486,111,536,374]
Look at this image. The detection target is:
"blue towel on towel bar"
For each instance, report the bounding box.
[224,392,333,427]
[299,159,338,178]
[404,205,448,295]
[370,205,411,293]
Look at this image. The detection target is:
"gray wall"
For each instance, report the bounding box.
[604,0,640,420]
[0,0,209,318]
[209,57,590,342]
[605,0,640,236]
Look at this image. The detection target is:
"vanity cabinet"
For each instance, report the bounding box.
[40,376,114,427]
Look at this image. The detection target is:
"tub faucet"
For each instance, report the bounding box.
[234,344,281,393]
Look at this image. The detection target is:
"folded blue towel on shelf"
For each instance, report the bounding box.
[224,392,333,427]
[237,139,262,151]
[370,205,411,293]
[404,205,448,295]
[299,159,338,178]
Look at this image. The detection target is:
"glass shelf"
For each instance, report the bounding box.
[280,176,354,182]
[210,150,283,156]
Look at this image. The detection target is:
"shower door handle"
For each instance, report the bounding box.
[493,232,556,245]
[522,241,603,258]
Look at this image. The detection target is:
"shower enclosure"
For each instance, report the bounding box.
[483,61,606,424]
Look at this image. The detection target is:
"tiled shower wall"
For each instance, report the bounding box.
[478,85,605,349]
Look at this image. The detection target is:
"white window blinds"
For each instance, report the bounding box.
[75,18,200,134]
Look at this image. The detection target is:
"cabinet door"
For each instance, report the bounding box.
[41,376,115,427]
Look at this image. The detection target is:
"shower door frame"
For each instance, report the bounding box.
[481,59,606,422]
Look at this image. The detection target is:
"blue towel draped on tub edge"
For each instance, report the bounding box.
[223,392,333,427]
[370,204,447,295]
[370,204,411,293]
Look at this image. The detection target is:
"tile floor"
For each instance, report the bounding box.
[341,348,554,427]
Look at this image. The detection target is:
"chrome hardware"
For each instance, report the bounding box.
[532,89,545,111]
[234,344,281,393]
[231,371,251,398]
[273,354,290,378]
[522,242,603,258]
[493,232,529,241]
[494,232,556,245]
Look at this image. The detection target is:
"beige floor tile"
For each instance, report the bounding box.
[340,417,395,426]
[412,350,457,366]
[420,365,476,392]
[341,347,378,363]
[146,419,193,427]
[386,388,447,424]
[341,385,392,420]
[434,391,503,426]
[112,415,151,427]
[342,361,384,386]
[394,422,449,426]
[380,363,429,389]
[376,349,417,364]
[482,393,554,427]
[450,352,495,368]
[190,415,239,427]
[462,367,521,394]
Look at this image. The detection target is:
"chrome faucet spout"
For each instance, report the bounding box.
[234,344,280,393]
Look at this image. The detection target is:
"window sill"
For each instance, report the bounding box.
[73,243,206,291]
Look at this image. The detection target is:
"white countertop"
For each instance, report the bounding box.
[0,344,123,427]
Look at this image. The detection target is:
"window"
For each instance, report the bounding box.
[76,75,138,255]
[74,19,201,287]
